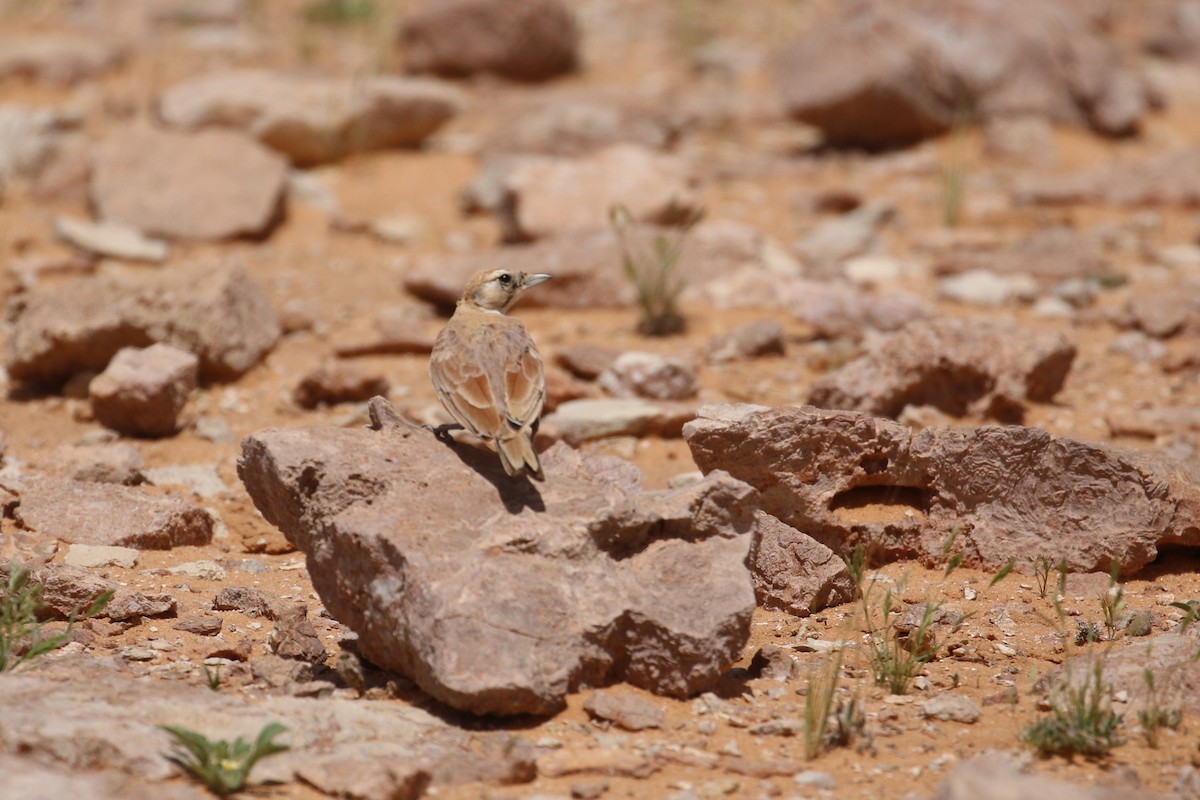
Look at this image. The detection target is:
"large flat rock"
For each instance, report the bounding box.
[238,400,756,716]
[0,657,536,794]
[159,70,465,166]
[684,404,1200,576]
[5,261,280,384]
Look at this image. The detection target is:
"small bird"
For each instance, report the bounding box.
[429,269,551,480]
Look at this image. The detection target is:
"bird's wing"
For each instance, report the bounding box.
[503,332,545,431]
[429,327,504,439]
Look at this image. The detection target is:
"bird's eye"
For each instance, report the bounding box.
[498,273,512,285]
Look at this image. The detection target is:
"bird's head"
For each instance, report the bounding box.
[461,269,552,313]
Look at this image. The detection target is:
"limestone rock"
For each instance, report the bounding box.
[0,661,538,792]
[0,35,123,85]
[582,689,665,731]
[293,361,390,409]
[399,0,579,82]
[778,0,1150,148]
[53,216,169,263]
[598,352,699,401]
[808,318,1075,421]
[91,124,286,241]
[538,398,696,445]
[6,261,280,385]
[496,145,700,242]
[159,70,465,166]
[684,404,1200,576]
[238,400,756,715]
[89,344,199,437]
[750,512,856,617]
[6,477,213,550]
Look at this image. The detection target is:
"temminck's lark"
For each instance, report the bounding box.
[429,269,551,480]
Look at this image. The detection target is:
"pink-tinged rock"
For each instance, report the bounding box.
[399,0,579,82]
[238,398,756,716]
[496,145,700,242]
[538,398,696,445]
[932,227,1116,282]
[582,689,665,731]
[808,318,1075,421]
[293,361,390,409]
[91,124,287,240]
[297,756,430,800]
[554,344,623,380]
[7,477,213,550]
[0,36,123,85]
[1123,281,1200,338]
[0,755,208,800]
[159,70,465,166]
[599,352,699,401]
[0,560,175,620]
[777,0,1150,148]
[685,404,1200,576]
[1015,149,1200,208]
[89,344,199,437]
[46,442,145,484]
[750,512,856,617]
[704,320,786,363]
[1107,407,1200,439]
[6,262,280,385]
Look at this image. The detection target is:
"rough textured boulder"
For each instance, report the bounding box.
[1015,149,1200,209]
[0,660,537,792]
[238,399,756,715]
[6,262,280,385]
[4,477,213,550]
[159,70,465,166]
[931,227,1116,283]
[750,512,856,617]
[399,0,579,82]
[808,318,1076,421]
[495,145,700,242]
[89,344,199,437]
[778,0,1150,149]
[91,124,287,240]
[0,35,123,85]
[684,404,1200,576]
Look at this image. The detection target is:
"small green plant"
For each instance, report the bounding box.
[302,0,375,25]
[609,203,702,337]
[844,545,939,695]
[843,533,1011,696]
[1137,667,1182,748]
[1171,599,1200,631]
[802,644,864,759]
[1099,560,1125,641]
[161,722,289,797]
[1,561,113,671]
[1030,556,1057,598]
[939,104,973,228]
[204,664,223,691]
[1020,659,1124,758]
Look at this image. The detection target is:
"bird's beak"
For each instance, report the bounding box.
[523,273,553,287]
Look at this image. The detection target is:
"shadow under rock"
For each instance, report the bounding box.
[366,396,545,514]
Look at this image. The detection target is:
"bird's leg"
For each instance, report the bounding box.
[431,422,465,443]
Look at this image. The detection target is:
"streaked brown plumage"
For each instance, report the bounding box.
[429,269,551,479]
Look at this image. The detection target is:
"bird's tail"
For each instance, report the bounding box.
[497,431,544,480]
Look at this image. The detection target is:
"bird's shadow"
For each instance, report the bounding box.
[367,397,544,514]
